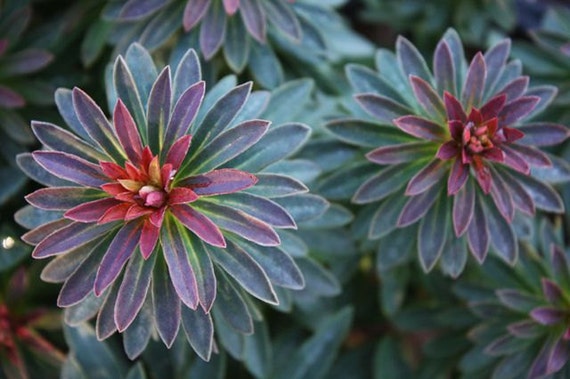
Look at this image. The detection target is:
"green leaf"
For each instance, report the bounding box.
[213,271,253,334]
[125,363,147,379]
[243,320,272,379]
[181,306,214,361]
[274,194,329,223]
[122,300,153,359]
[373,337,412,379]
[63,323,126,379]
[224,15,250,73]
[262,79,313,124]
[325,118,410,148]
[208,240,277,304]
[418,190,449,272]
[249,38,284,89]
[230,123,311,172]
[274,307,353,379]
[295,257,340,297]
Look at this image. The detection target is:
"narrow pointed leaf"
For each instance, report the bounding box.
[161,216,199,309]
[152,255,181,347]
[184,235,217,312]
[33,222,115,258]
[410,76,446,121]
[171,204,226,247]
[192,119,269,173]
[396,36,432,82]
[147,67,172,153]
[264,0,301,40]
[183,0,209,31]
[200,1,226,59]
[212,193,295,228]
[518,123,569,146]
[114,56,147,132]
[485,198,518,265]
[33,151,107,187]
[214,273,253,333]
[182,168,257,196]
[114,249,156,331]
[26,187,105,211]
[393,115,445,141]
[484,39,510,92]
[467,198,489,263]
[94,221,142,296]
[434,40,456,94]
[406,159,447,195]
[240,0,266,43]
[418,191,449,272]
[461,52,486,109]
[453,178,475,236]
[113,99,143,165]
[164,80,205,152]
[355,93,412,124]
[208,240,277,304]
[244,173,307,198]
[181,306,214,361]
[353,162,423,204]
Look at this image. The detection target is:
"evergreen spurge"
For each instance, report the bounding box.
[17,43,323,360]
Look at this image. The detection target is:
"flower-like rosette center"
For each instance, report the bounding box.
[463,120,495,155]
[138,185,167,208]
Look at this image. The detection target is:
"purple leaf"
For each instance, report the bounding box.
[499,96,540,126]
[507,320,542,339]
[114,249,155,332]
[397,183,441,227]
[396,36,432,82]
[160,217,200,309]
[500,145,530,174]
[181,168,257,196]
[0,85,24,108]
[525,85,557,119]
[447,158,469,195]
[436,140,459,160]
[542,278,564,304]
[433,40,456,94]
[405,159,447,195]
[461,52,486,109]
[183,0,210,31]
[410,76,446,121]
[195,201,280,246]
[72,87,124,160]
[485,198,517,265]
[484,334,522,356]
[192,81,253,153]
[170,204,226,247]
[480,94,507,120]
[22,219,71,246]
[467,198,489,263]
[96,282,120,340]
[181,306,214,361]
[119,0,167,20]
[182,236,216,312]
[192,119,269,173]
[518,123,569,146]
[246,173,307,198]
[512,171,564,213]
[32,221,115,259]
[501,169,535,215]
[508,144,551,167]
[496,76,529,102]
[528,338,552,379]
[199,1,227,59]
[443,91,466,122]
[366,142,435,164]
[530,306,565,325]
[57,244,103,307]
[418,193,448,272]
[355,93,412,125]
[113,99,143,166]
[483,39,510,91]
[33,151,107,187]
[489,168,515,222]
[94,221,142,296]
[393,115,445,141]
[164,81,205,151]
[208,239,277,304]
[64,197,121,222]
[152,256,181,347]
[0,49,53,75]
[547,337,568,374]
[165,135,192,171]
[147,67,172,152]
[551,245,570,292]
[41,241,94,283]
[240,0,266,43]
[452,178,475,236]
[25,187,104,211]
[31,121,108,162]
[219,193,296,229]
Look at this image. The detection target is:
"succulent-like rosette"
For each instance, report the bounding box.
[325,29,569,275]
[17,43,324,360]
[0,269,64,379]
[457,222,570,379]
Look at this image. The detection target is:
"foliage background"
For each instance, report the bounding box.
[0,0,569,378]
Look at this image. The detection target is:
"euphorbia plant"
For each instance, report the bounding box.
[17,42,326,361]
[325,28,569,275]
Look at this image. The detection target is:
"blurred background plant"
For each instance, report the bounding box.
[0,0,568,378]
